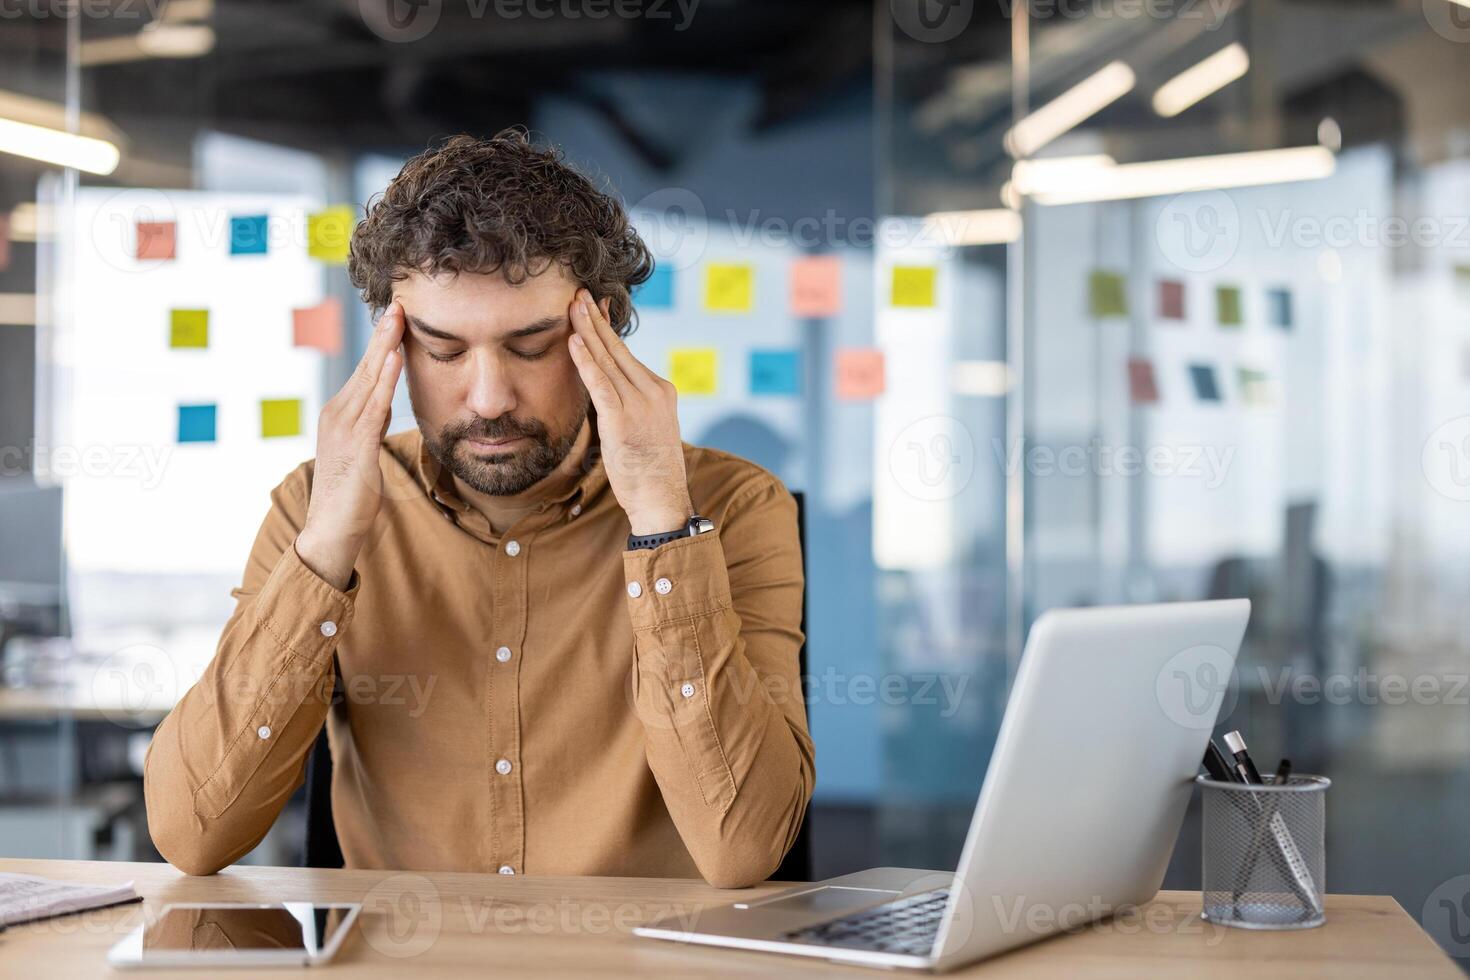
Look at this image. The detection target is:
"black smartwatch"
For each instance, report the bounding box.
[626,515,715,552]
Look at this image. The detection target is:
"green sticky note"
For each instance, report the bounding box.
[261,398,303,438]
[1216,286,1243,327]
[169,308,209,348]
[890,266,937,308]
[1089,271,1127,317]
[1238,368,1272,406]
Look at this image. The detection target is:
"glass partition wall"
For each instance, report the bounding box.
[878,0,1470,961]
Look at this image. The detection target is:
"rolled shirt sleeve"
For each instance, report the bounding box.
[622,477,814,888]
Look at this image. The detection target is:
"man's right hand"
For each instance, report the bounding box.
[295,301,406,591]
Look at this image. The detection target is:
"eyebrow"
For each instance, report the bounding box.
[405,313,566,344]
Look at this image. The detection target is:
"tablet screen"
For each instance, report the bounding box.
[143,904,354,954]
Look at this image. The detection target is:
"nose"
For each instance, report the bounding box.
[464,350,519,421]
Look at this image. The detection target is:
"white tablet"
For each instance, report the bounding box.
[107,902,361,969]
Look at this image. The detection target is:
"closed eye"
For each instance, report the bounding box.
[510,347,551,361]
[426,350,464,363]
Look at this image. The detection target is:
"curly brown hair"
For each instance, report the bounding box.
[348,128,654,336]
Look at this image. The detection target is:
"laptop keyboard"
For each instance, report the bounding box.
[781,888,950,956]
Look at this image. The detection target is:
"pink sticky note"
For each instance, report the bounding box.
[136,221,176,260]
[0,214,9,272]
[836,348,885,400]
[293,297,344,355]
[790,255,842,317]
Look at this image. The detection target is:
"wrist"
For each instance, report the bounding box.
[626,495,694,536]
[294,526,361,592]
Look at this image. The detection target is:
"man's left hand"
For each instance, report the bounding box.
[567,287,694,536]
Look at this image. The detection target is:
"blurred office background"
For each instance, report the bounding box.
[3,0,1470,964]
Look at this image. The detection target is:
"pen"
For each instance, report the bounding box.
[1273,758,1292,786]
[1202,739,1237,783]
[1223,730,1264,784]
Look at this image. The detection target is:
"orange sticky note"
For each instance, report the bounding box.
[835,348,885,400]
[790,255,842,317]
[293,297,344,355]
[137,221,176,261]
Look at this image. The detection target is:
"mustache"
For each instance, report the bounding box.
[444,416,547,444]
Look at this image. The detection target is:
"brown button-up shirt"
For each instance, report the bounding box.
[144,427,812,888]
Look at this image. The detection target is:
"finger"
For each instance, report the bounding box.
[568,292,638,400]
[362,348,402,441]
[581,289,660,391]
[567,332,622,415]
[341,302,406,415]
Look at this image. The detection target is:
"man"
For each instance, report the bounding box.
[144,131,813,889]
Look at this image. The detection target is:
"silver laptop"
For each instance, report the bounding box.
[635,599,1250,972]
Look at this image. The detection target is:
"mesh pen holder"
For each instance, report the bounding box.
[1197,774,1329,930]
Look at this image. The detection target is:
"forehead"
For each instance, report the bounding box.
[392,263,577,338]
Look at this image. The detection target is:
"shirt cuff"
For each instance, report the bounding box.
[252,541,360,667]
[623,532,732,628]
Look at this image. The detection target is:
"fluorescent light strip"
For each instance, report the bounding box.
[921,209,1022,246]
[1005,61,1136,159]
[0,117,119,175]
[1152,43,1250,118]
[1022,146,1335,205]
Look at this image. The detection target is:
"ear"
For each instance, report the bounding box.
[598,296,612,320]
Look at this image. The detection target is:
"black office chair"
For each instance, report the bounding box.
[302,491,813,881]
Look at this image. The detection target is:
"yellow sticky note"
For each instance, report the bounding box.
[890,265,937,308]
[669,348,718,395]
[308,206,356,264]
[703,263,754,312]
[169,308,209,348]
[261,398,303,438]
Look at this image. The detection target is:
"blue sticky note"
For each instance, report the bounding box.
[635,265,674,308]
[1188,364,1222,403]
[230,214,269,255]
[1267,287,1293,330]
[178,403,217,443]
[749,349,801,396]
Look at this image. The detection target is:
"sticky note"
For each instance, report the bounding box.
[1237,368,1272,406]
[1188,364,1221,403]
[1158,280,1185,320]
[308,206,356,264]
[230,214,269,255]
[261,398,303,438]
[169,308,209,348]
[293,297,344,355]
[1127,358,1159,405]
[1216,286,1243,327]
[704,263,753,312]
[137,221,176,261]
[177,403,217,443]
[1267,287,1293,329]
[791,255,842,317]
[635,265,674,309]
[749,349,801,396]
[669,348,718,395]
[0,214,10,272]
[890,266,936,308]
[836,348,885,400]
[1089,271,1127,317]
[1455,264,1470,285]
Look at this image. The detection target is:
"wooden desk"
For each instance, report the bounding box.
[0,859,1457,978]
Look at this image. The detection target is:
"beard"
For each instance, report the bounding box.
[418,393,589,497]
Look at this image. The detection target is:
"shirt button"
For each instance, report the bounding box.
[496,758,513,775]
[498,865,515,875]
[680,683,696,699]
[495,646,513,663]
[504,540,521,557]
[257,725,272,739]
[319,620,338,637]
[627,581,642,599]
[570,504,582,517]
[655,577,673,595]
